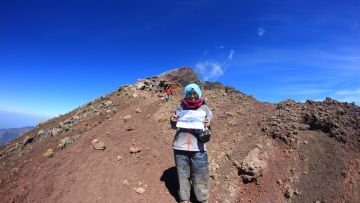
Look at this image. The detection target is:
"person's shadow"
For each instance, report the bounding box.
[160,167,198,203]
[161,167,179,201]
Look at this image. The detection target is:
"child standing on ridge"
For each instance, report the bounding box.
[170,83,212,203]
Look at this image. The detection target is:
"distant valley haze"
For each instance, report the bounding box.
[0,126,34,146]
[0,110,49,129]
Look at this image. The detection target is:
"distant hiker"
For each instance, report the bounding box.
[165,85,173,101]
[170,83,212,203]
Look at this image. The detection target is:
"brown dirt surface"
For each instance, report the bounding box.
[1,68,359,202]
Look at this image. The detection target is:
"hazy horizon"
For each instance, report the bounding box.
[0,110,50,129]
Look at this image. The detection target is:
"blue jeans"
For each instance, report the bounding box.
[174,150,209,202]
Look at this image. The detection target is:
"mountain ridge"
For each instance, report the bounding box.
[0,67,359,202]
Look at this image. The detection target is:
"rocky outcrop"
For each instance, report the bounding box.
[260,98,360,150]
[237,147,267,183]
[157,67,200,86]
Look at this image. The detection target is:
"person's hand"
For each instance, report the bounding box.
[204,118,211,127]
[170,114,179,122]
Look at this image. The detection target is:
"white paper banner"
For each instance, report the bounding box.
[176,110,206,130]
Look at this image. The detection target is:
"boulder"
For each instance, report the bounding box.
[123,115,132,122]
[92,139,106,150]
[130,146,141,153]
[135,81,146,90]
[50,128,62,137]
[23,136,33,145]
[37,130,46,137]
[136,187,145,194]
[237,148,266,183]
[157,67,200,86]
[103,100,113,107]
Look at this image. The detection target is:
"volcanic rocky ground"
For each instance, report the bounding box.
[0,68,359,203]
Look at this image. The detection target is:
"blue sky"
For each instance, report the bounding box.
[1,0,360,127]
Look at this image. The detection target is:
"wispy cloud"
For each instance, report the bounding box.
[232,48,360,75]
[333,88,360,104]
[195,61,224,81]
[195,47,235,81]
[257,27,265,37]
[228,50,235,60]
[277,86,331,96]
[334,95,360,104]
[334,89,360,95]
[228,47,360,104]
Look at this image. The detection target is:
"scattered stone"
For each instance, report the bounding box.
[50,128,62,137]
[23,136,34,145]
[135,81,146,90]
[92,139,106,150]
[103,100,113,107]
[238,148,266,183]
[123,179,129,186]
[123,115,132,122]
[341,170,347,177]
[117,155,122,161]
[43,149,54,158]
[284,184,294,199]
[37,130,46,137]
[126,127,134,131]
[130,146,141,154]
[136,187,146,194]
[136,108,142,113]
[5,145,18,154]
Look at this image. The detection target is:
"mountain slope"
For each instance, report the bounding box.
[0,68,359,203]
